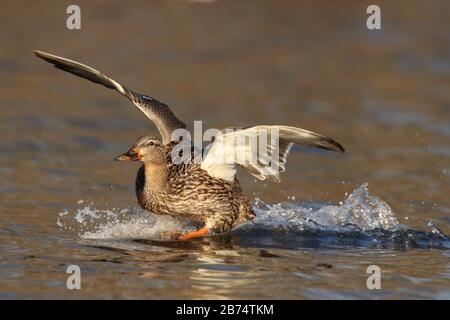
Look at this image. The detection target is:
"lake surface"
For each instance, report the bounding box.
[0,1,449,299]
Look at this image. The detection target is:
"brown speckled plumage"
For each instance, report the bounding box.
[134,141,255,233]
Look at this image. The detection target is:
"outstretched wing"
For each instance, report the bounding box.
[201,125,345,182]
[34,50,186,145]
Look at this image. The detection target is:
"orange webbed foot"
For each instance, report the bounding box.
[178,227,209,240]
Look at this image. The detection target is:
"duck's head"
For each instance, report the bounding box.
[115,136,166,164]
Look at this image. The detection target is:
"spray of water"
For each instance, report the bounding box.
[248,183,399,233]
[58,183,405,240]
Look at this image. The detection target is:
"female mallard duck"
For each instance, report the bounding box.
[35,50,345,240]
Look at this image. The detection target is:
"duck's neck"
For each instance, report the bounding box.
[143,162,168,193]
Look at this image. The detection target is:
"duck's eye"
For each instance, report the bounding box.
[148,141,154,146]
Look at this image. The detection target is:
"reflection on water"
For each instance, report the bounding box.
[0,1,449,299]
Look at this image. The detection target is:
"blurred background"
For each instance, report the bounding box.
[0,0,449,299]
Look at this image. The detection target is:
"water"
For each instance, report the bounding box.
[62,184,448,251]
[1,1,449,299]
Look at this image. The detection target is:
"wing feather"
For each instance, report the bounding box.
[34,50,185,144]
[201,125,344,182]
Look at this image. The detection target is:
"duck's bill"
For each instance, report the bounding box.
[114,150,141,161]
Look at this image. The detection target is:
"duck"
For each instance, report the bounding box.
[34,50,345,240]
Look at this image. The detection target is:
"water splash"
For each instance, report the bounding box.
[57,183,448,249]
[57,204,186,240]
[247,183,399,233]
